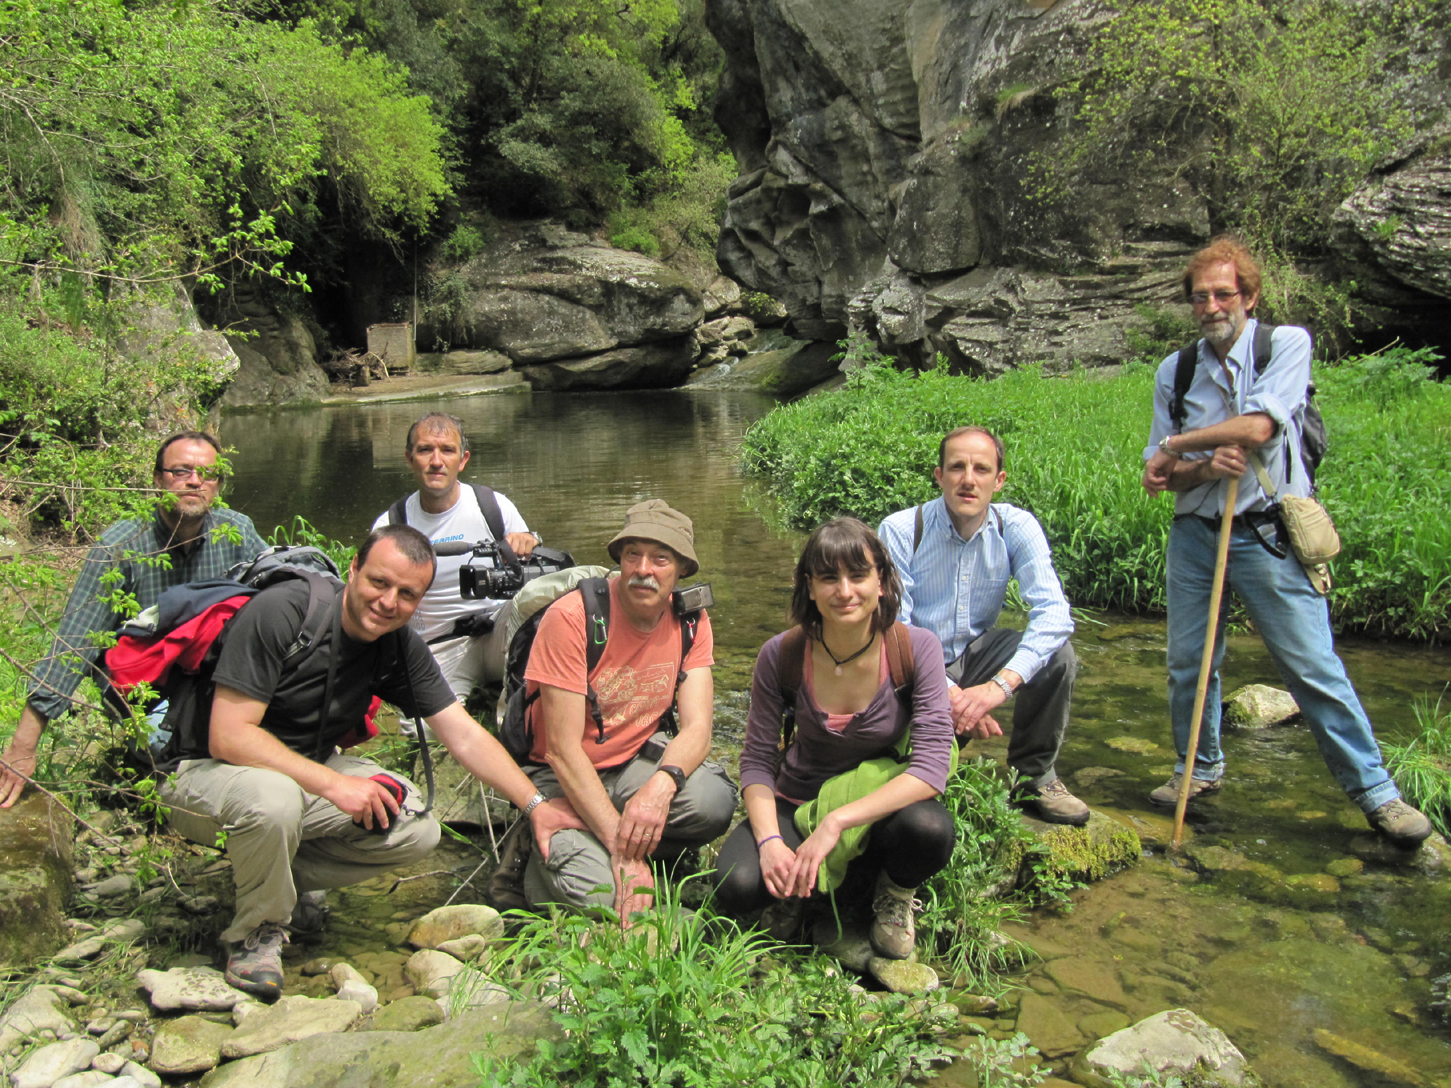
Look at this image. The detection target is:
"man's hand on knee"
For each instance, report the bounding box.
[323,773,401,831]
[529,797,586,862]
[950,683,1006,740]
[614,774,674,861]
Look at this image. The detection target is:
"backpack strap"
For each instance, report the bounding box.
[1169,340,1199,430]
[577,578,612,746]
[776,625,810,754]
[387,497,409,527]
[280,570,339,665]
[470,483,506,543]
[661,600,703,739]
[883,622,916,697]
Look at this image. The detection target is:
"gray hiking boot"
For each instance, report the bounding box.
[287,891,329,939]
[224,923,288,1001]
[1366,799,1432,848]
[869,872,920,961]
[1016,778,1091,826]
[1148,773,1222,808]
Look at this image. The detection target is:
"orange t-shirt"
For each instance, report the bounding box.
[524,579,714,768]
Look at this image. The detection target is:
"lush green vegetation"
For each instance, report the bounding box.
[1384,690,1451,839]
[741,347,1451,640]
[469,884,959,1087]
[1046,0,1441,333]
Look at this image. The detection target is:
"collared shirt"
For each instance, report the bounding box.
[878,497,1074,683]
[1143,319,1313,518]
[28,507,267,720]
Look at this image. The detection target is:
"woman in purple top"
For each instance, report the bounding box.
[712,518,956,959]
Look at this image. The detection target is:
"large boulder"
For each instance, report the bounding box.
[212,285,331,406]
[0,794,73,970]
[1071,1008,1255,1087]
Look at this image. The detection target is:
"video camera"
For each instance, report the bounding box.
[433,538,576,600]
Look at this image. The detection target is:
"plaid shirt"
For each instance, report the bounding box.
[28,507,267,720]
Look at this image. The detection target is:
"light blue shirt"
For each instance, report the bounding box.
[1143,319,1313,518]
[878,497,1074,683]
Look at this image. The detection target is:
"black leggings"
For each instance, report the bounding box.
[711,796,956,915]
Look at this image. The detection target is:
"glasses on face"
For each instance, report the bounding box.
[1189,290,1241,306]
[159,465,225,481]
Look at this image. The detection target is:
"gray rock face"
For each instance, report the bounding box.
[214,285,331,407]
[520,337,697,392]
[11,1038,99,1088]
[361,997,447,1034]
[1072,1008,1253,1088]
[0,986,74,1053]
[0,795,73,970]
[1222,684,1300,730]
[708,0,1446,367]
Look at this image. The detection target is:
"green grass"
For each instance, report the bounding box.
[1384,689,1451,839]
[740,349,1451,640]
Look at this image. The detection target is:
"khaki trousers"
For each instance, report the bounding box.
[161,753,440,942]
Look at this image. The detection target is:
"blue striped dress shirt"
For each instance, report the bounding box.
[878,497,1073,683]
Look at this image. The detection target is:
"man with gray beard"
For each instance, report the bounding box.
[516,501,737,922]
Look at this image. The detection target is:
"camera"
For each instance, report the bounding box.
[455,540,575,600]
[673,582,714,615]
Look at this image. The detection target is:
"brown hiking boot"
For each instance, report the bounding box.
[1366,799,1432,848]
[487,816,533,912]
[1017,778,1091,826]
[224,923,288,1001]
[1148,773,1222,808]
[869,872,920,960]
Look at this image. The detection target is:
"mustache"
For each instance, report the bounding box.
[627,574,661,591]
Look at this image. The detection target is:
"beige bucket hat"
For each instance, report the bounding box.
[606,499,699,578]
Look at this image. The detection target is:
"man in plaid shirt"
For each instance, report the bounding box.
[0,431,266,806]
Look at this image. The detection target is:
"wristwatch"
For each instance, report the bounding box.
[1159,434,1182,458]
[658,764,687,792]
[990,674,1015,701]
[522,791,547,817]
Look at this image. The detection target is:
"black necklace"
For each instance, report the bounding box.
[819,634,874,676]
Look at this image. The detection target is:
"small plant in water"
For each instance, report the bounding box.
[961,1032,1046,1087]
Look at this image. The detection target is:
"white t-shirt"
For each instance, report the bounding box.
[371,486,530,642]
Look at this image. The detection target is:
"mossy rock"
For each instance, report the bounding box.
[1022,810,1141,885]
[0,794,73,969]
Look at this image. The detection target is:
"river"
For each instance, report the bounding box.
[222,389,1451,1086]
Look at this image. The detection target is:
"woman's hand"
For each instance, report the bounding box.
[759,836,798,900]
[787,814,843,898]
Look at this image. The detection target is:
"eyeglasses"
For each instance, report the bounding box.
[1189,290,1241,306]
[159,465,225,481]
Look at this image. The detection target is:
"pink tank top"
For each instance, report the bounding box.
[802,639,889,733]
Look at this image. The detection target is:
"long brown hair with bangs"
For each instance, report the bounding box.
[788,518,902,642]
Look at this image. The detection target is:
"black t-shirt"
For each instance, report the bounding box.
[207,580,455,757]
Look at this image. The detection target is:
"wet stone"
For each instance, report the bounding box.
[1072,1008,1252,1087]
[1042,957,1128,1010]
[136,966,250,1011]
[437,935,491,963]
[406,949,465,999]
[1313,1028,1428,1087]
[407,905,504,949]
[1015,992,1085,1058]
[867,958,939,994]
[1285,872,1340,894]
[1105,736,1159,754]
[221,995,362,1059]
[0,987,75,1053]
[91,1052,126,1075]
[1077,1010,1132,1039]
[1221,684,1299,729]
[363,996,448,1033]
[1326,857,1363,878]
[149,1015,233,1076]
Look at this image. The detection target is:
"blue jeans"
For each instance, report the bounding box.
[1166,516,1399,813]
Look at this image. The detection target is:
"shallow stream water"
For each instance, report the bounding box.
[222,389,1451,1085]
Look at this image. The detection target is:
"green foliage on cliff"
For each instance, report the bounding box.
[741,350,1451,640]
[1048,0,1440,329]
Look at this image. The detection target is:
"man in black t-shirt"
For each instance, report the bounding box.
[159,525,583,1000]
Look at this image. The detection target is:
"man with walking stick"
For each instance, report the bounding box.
[1141,237,1431,848]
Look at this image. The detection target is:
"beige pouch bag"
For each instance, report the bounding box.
[1249,453,1340,594]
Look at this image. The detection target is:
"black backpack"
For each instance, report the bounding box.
[496,577,702,764]
[388,482,506,541]
[1170,322,1327,489]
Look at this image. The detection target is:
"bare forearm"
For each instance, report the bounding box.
[549,747,620,845]
[427,705,538,809]
[9,704,48,754]
[743,783,782,841]
[1166,412,1274,454]
[210,720,335,794]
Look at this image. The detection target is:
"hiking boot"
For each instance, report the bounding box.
[1016,778,1091,826]
[487,816,533,912]
[869,872,920,961]
[1366,799,1433,848]
[224,923,288,1001]
[287,891,329,940]
[1148,773,1222,808]
[759,897,805,943]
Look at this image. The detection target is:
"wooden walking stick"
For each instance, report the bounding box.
[1172,475,1239,849]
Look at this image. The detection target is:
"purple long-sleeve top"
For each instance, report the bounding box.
[738,625,955,801]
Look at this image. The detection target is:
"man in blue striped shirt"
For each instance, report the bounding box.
[879,427,1087,825]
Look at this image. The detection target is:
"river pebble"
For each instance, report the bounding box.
[1221,683,1299,729]
[118,1062,159,1088]
[0,987,75,1053]
[1072,1008,1252,1086]
[867,958,938,994]
[136,967,249,1012]
[362,996,446,1033]
[221,996,362,1059]
[407,904,504,949]
[405,949,465,998]
[11,1038,100,1088]
[52,937,107,964]
[90,1052,126,1075]
[149,1016,233,1076]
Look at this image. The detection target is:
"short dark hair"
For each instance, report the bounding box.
[154,431,222,474]
[937,426,1004,473]
[1182,236,1262,306]
[405,412,469,455]
[354,524,437,580]
[788,518,902,642]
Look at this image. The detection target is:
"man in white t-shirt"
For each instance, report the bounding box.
[371,412,538,703]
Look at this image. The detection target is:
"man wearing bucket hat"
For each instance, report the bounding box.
[519,500,738,921]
